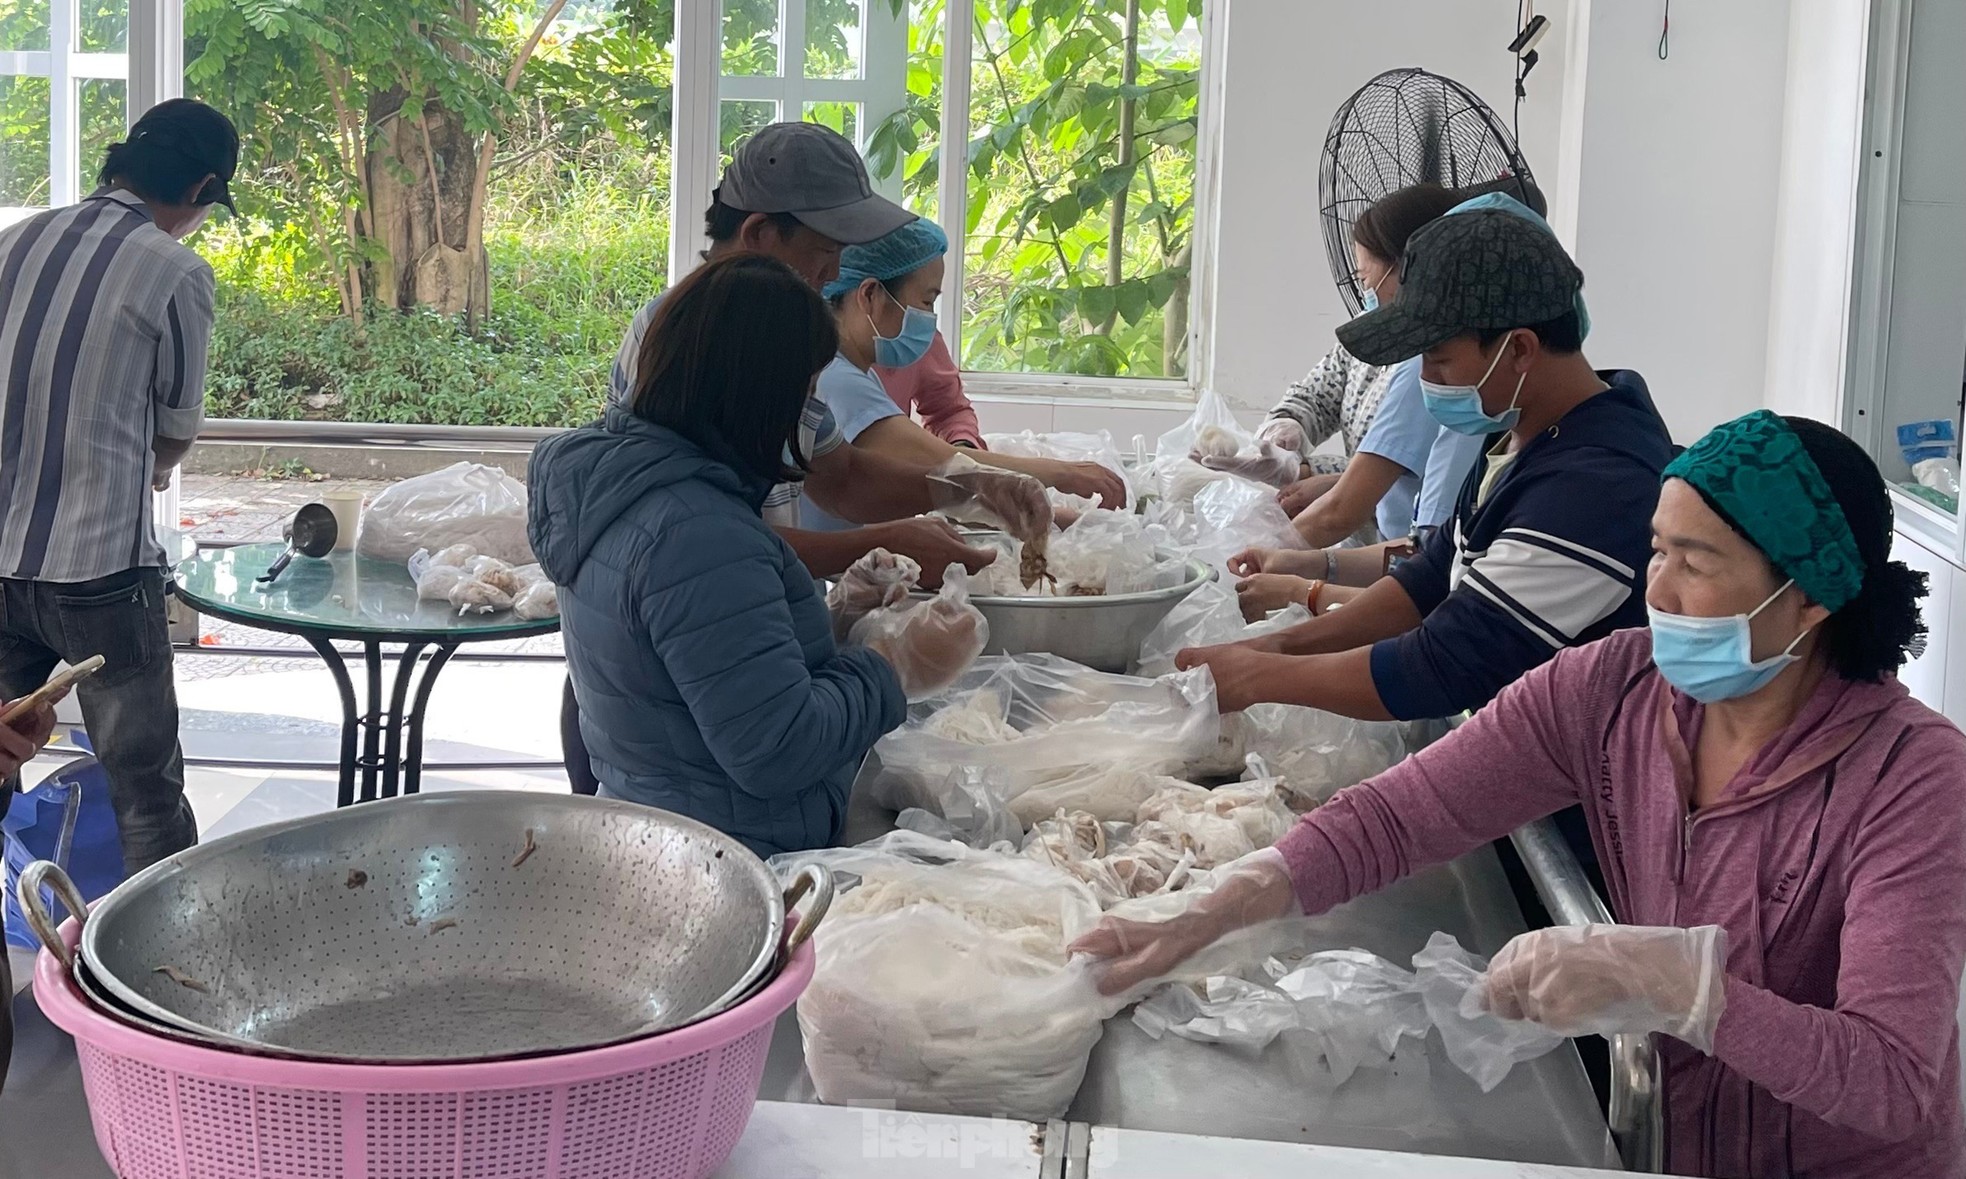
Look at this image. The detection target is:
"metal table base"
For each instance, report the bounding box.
[305,636,461,806]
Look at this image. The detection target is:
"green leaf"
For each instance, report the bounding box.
[1077,283,1116,327]
[1042,192,1083,232]
[1148,120,1197,147]
[1114,278,1150,326]
[1169,0,1187,34]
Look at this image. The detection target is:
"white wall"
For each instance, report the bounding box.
[1562,0,1792,444]
[1204,0,1573,417]
[1760,0,1872,426]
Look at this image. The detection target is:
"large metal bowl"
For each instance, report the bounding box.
[20,792,830,1063]
[927,541,1216,672]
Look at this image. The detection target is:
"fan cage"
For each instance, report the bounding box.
[1319,67,1537,316]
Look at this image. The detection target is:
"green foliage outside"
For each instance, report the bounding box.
[2,0,1204,427]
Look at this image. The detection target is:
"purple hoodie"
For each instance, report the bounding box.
[1276,627,1966,1178]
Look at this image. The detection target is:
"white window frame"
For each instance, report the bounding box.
[672,0,1228,405]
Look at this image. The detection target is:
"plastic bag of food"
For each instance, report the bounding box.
[986,430,1136,505]
[1155,388,1251,473]
[772,833,1112,1121]
[512,579,558,621]
[447,577,512,616]
[358,462,533,566]
[860,655,1221,821]
[849,568,991,701]
[1131,779,1295,868]
[1411,931,1566,1092]
[414,563,467,604]
[1019,811,1196,908]
[1007,765,1198,827]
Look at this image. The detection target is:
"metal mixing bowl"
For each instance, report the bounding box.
[21,792,830,1063]
[929,533,1216,672]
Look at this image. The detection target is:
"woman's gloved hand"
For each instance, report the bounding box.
[1479,923,1728,1053]
[1257,417,1308,454]
[851,568,990,700]
[1068,850,1300,997]
[825,548,922,642]
[928,453,1052,547]
[1194,439,1304,490]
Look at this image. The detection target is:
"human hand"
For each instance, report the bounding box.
[825,548,922,642]
[1041,460,1129,510]
[873,518,996,588]
[152,467,176,493]
[853,577,990,700]
[1480,924,1727,1053]
[1236,573,1317,622]
[1279,475,1339,518]
[928,455,1051,547]
[1228,546,1325,579]
[1172,643,1276,713]
[1069,851,1299,996]
[1195,440,1303,489]
[0,701,56,778]
[1257,418,1308,454]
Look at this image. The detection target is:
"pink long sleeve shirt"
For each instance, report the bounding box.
[874,331,985,449]
[1276,627,1966,1178]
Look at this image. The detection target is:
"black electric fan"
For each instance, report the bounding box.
[1319,67,1536,315]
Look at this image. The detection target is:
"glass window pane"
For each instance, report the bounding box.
[0,75,51,206]
[722,0,779,77]
[186,2,672,428]
[80,0,126,54]
[960,0,1202,378]
[721,98,777,159]
[805,0,863,80]
[0,0,49,52]
[803,100,856,145]
[79,78,123,195]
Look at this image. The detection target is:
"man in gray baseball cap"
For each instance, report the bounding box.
[1175,208,1674,813]
[715,121,918,256]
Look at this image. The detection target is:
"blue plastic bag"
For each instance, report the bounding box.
[1897,420,1958,467]
[3,743,125,950]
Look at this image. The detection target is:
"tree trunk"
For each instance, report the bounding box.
[1163,240,1191,377]
[1099,0,1142,337]
[365,91,489,320]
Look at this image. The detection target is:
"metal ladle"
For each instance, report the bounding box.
[256,503,338,588]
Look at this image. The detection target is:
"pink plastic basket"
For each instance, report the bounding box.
[34,921,812,1179]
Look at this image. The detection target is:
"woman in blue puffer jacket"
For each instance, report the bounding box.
[528,254,979,856]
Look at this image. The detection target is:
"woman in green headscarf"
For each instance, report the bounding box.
[1073,411,1965,1177]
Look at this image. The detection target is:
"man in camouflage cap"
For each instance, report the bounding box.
[1180,210,1673,783]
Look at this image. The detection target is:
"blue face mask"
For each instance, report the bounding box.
[1359,267,1391,313]
[1421,332,1526,435]
[1648,580,1813,703]
[871,289,937,369]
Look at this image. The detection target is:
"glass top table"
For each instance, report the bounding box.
[173,544,559,806]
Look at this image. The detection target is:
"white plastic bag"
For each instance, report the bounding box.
[860,655,1221,823]
[773,833,1113,1121]
[1131,779,1295,868]
[512,580,558,621]
[1136,581,1406,805]
[1268,950,1431,1084]
[1411,932,1566,1093]
[358,463,533,566]
[1155,389,1251,472]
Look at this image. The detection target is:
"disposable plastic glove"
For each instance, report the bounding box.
[1068,849,1300,997]
[928,453,1051,547]
[1194,439,1304,490]
[1257,417,1308,454]
[1479,923,1728,1053]
[851,566,990,700]
[826,548,923,642]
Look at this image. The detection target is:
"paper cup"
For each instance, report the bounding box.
[324,490,363,552]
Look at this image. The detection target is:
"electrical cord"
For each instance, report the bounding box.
[1659,0,1671,59]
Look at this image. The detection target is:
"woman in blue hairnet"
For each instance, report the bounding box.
[803,219,1128,531]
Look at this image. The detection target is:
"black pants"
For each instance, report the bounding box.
[0,568,194,872]
[562,675,599,796]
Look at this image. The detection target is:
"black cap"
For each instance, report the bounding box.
[1336,209,1584,365]
[717,122,914,245]
[124,99,239,213]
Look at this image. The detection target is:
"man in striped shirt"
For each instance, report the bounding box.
[1178,209,1673,726]
[0,99,237,871]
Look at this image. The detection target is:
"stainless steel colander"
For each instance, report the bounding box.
[20,792,830,1063]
